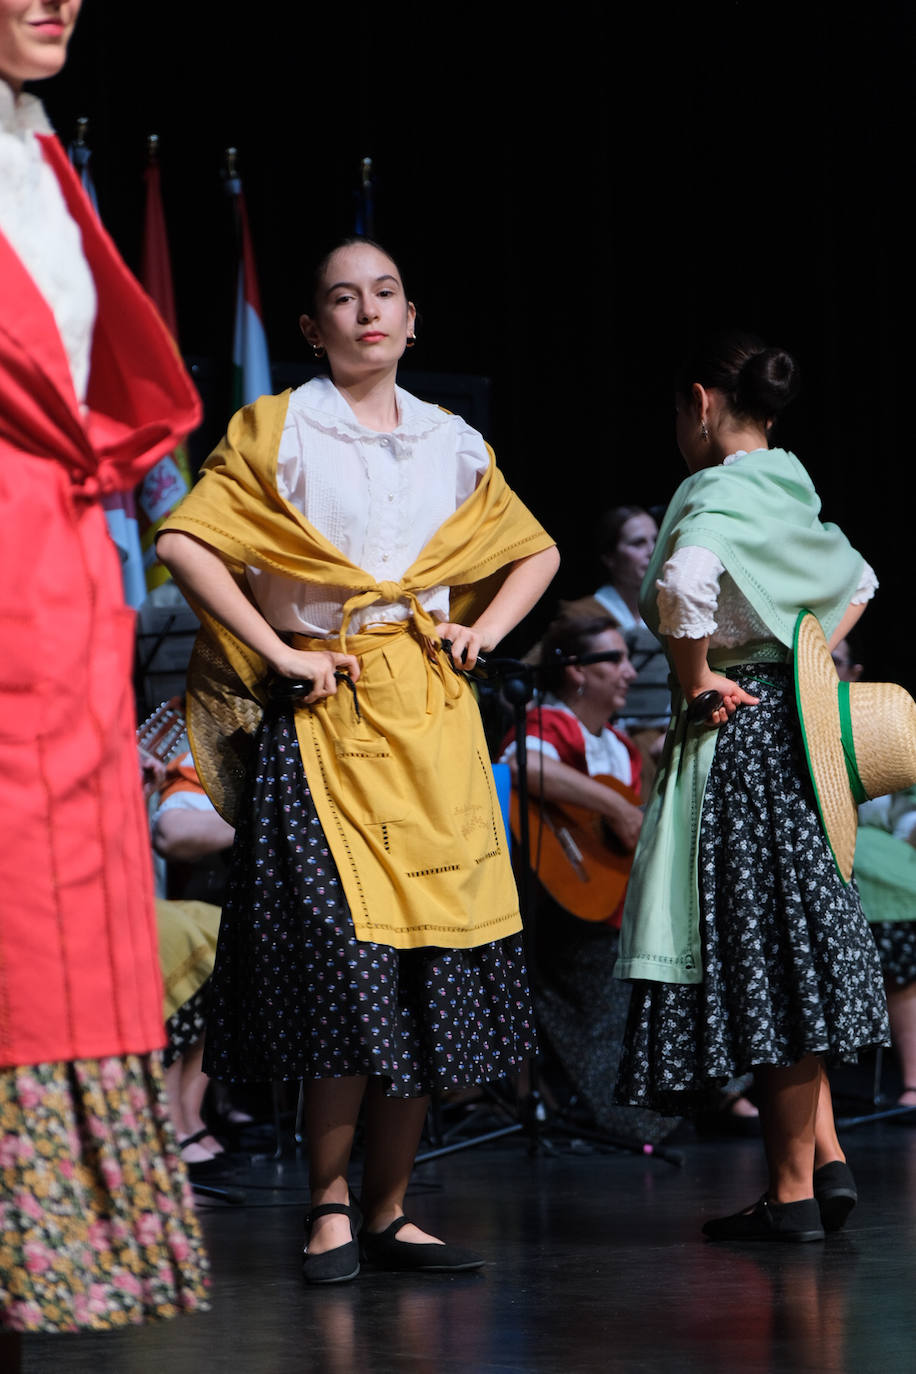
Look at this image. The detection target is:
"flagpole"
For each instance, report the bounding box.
[137,133,194,593]
[355,155,374,237]
[223,147,272,409]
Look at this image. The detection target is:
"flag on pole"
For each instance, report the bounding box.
[137,134,194,593]
[225,149,272,408]
[69,119,148,608]
[354,155,374,237]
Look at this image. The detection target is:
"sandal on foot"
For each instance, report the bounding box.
[361,1216,484,1272]
[702,1195,824,1243]
[303,1199,362,1285]
[813,1161,857,1232]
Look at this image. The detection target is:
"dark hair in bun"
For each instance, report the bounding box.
[675,330,800,424]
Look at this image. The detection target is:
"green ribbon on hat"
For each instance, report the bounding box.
[837,681,868,805]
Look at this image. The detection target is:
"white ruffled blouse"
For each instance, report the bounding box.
[656,451,877,645]
[246,376,490,636]
[0,80,96,402]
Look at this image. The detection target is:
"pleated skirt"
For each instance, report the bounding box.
[203,707,536,1097]
[616,664,890,1115]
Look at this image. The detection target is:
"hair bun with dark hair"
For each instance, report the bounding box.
[735,346,800,421]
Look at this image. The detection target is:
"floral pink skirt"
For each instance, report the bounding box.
[0,1053,209,1333]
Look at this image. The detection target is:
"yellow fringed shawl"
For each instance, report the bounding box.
[159,390,556,948]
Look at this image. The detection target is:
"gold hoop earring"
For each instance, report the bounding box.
[406,333,416,349]
[311,343,326,360]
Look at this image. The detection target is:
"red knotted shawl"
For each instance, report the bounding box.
[0,134,201,1066]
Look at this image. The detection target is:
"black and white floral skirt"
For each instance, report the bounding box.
[616,664,889,1116]
[203,707,535,1098]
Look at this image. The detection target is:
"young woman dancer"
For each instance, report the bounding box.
[614,331,888,1241]
[157,237,559,1280]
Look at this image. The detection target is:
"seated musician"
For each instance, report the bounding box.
[500,613,677,1144]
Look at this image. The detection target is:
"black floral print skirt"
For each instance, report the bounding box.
[162,983,210,1070]
[616,664,889,1116]
[203,706,536,1097]
[0,1054,208,1333]
[872,921,916,988]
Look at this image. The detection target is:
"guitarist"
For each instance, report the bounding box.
[502,612,645,893]
[499,614,676,1143]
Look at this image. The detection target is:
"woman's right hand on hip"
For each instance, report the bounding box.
[269,648,361,702]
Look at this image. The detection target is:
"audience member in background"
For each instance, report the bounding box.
[569,506,670,797]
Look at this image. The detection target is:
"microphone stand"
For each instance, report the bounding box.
[415,649,682,1168]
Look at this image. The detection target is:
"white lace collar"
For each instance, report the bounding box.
[289,375,449,445]
[0,81,53,139]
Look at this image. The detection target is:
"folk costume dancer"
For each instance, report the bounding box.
[614,332,892,1242]
[158,238,559,1281]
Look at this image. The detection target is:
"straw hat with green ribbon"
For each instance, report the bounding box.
[793,609,916,884]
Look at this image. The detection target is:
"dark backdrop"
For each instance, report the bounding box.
[39,1,914,683]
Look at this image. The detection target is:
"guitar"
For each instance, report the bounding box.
[137,697,188,764]
[509,773,639,923]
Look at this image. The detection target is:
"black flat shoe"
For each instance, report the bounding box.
[303,1198,362,1285]
[813,1160,857,1232]
[361,1217,485,1272]
[702,1195,825,1243]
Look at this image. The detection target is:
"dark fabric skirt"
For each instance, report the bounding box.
[162,983,210,1070]
[872,921,916,988]
[532,898,678,1144]
[0,1054,208,1333]
[616,664,890,1116]
[203,707,536,1097]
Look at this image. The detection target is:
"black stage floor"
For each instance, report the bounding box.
[26,1089,916,1374]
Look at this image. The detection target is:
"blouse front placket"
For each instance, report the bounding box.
[359,430,412,580]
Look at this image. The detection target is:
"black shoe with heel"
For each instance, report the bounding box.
[813,1160,857,1232]
[302,1197,363,1284]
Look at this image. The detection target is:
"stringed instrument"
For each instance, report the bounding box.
[137,697,188,764]
[510,773,639,923]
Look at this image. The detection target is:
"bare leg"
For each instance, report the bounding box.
[178,1039,223,1154]
[756,1054,821,1203]
[813,1061,845,1169]
[304,1076,367,1255]
[361,1081,443,1244]
[163,1057,186,1140]
[887,981,916,1104]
